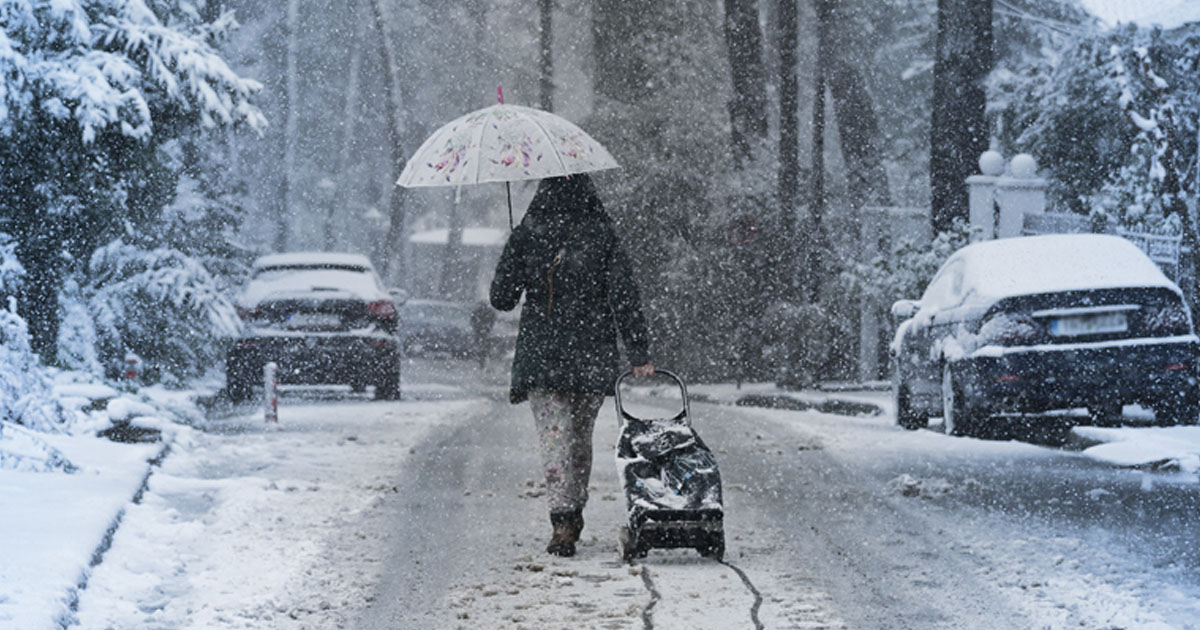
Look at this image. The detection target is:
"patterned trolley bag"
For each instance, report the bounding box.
[614,369,725,561]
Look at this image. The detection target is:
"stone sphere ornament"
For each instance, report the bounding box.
[1010,153,1039,179]
[978,150,1005,176]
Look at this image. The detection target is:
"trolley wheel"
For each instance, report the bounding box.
[619,526,636,563]
[619,525,650,562]
[698,534,725,561]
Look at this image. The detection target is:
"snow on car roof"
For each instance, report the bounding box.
[408,227,508,247]
[955,234,1178,301]
[240,255,386,306]
[251,252,375,271]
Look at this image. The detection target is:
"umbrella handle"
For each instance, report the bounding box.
[506,181,513,229]
[497,85,504,105]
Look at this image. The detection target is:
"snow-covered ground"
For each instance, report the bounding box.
[73,393,471,629]
[682,380,1200,478]
[0,377,191,630]
[1076,422,1200,473]
[0,431,162,630]
[7,373,1200,629]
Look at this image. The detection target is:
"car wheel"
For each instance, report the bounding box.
[1087,400,1123,427]
[893,368,927,431]
[1154,394,1199,426]
[374,364,401,401]
[227,363,254,403]
[942,363,981,437]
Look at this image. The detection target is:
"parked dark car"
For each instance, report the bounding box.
[226,252,401,401]
[399,299,475,357]
[891,234,1199,436]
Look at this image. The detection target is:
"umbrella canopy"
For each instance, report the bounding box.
[397,104,619,188]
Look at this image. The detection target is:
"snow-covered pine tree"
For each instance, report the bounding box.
[0,0,264,359]
[991,24,1200,219]
[1090,40,1193,235]
[0,234,77,445]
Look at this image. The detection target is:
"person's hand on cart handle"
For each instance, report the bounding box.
[632,363,655,377]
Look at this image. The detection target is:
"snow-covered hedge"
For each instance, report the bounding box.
[85,240,240,385]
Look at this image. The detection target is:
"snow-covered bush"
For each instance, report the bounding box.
[0,423,78,474]
[0,304,65,433]
[0,232,24,295]
[762,301,840,389]
[843,220,975,311]
[86,240,240,385]
[0,238,77,465]
[57,278,103,374]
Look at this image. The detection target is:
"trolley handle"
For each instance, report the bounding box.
[614,368,691,426]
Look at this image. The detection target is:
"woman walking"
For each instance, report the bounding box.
[490,174,653,558]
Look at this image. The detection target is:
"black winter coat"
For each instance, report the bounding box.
[490,176,651,404]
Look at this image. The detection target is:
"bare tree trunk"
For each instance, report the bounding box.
[777,0,799,260]
[370,0,408,281]
[818,0,892,242]
[440,197,466,298]
[276,0,300,252]
[723,0,768,163]
[807,0,829,303]
[931,0,993,234]
[593,0,652,104]
[327,0,366,251]
[539,0,554,111]
[828,63,892,212]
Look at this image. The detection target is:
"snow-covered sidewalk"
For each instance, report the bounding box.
[0,431,164,629]
[0,380,191,630]
[73,395,472,629]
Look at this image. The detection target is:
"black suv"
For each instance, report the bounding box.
[226,253,401,401]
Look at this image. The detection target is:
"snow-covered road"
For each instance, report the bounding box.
[70,361,1200,629]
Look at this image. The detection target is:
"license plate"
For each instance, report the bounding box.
[1049,312,1127,337]
[285,313,340,329]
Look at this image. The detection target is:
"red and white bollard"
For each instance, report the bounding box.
[123,352,142,382]
[263,361,279,424]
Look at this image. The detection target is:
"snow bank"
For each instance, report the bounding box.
[1075,425,1200,472]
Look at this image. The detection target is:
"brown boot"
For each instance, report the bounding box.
[547,510,584,557]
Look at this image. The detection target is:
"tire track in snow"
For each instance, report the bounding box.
[636,563,660,629]
[635,557,765,630]
[719,559,764,630]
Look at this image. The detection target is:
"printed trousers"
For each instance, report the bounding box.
[528,390,605,513]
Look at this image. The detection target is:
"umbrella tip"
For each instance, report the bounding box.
[497,85,504,104]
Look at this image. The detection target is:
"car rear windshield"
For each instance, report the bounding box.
[253,263,369,278]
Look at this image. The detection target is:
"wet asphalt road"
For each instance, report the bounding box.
[350,359,1200,629]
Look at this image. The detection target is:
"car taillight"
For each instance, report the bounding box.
[367,300,396,320]
[236,306,260,321]
[1143,304,1191,336]
[979,313,1040,346]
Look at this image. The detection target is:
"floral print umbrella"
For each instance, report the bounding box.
[397,103,619,189]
